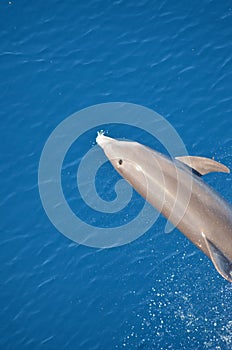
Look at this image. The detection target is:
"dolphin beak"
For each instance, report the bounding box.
[96,132,116,149]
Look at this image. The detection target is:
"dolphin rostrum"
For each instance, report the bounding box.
[96,133,232,282]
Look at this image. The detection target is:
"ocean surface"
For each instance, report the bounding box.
[1,0,232,349]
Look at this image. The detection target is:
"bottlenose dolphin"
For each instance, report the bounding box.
[96,133,232,282]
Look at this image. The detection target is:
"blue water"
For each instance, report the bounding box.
[1,0,232,349]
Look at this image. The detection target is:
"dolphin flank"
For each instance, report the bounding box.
[96,133,232,282]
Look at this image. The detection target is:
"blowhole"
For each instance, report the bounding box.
[118,159,123,165]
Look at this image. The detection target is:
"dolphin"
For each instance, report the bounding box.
[96,133,232,282]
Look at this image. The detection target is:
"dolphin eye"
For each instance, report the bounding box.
[118,159,123,165]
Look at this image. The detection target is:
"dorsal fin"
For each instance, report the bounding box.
[175,156,230,175]
[201,232,232,282]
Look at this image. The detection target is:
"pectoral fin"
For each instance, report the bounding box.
[202,232,232,282]
[175,156,230,175]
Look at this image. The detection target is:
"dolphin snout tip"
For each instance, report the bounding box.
[96,131,106,147]
[96,132,115,148]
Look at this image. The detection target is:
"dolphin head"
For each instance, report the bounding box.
[96,133,142,171]
[96,133,154,196]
